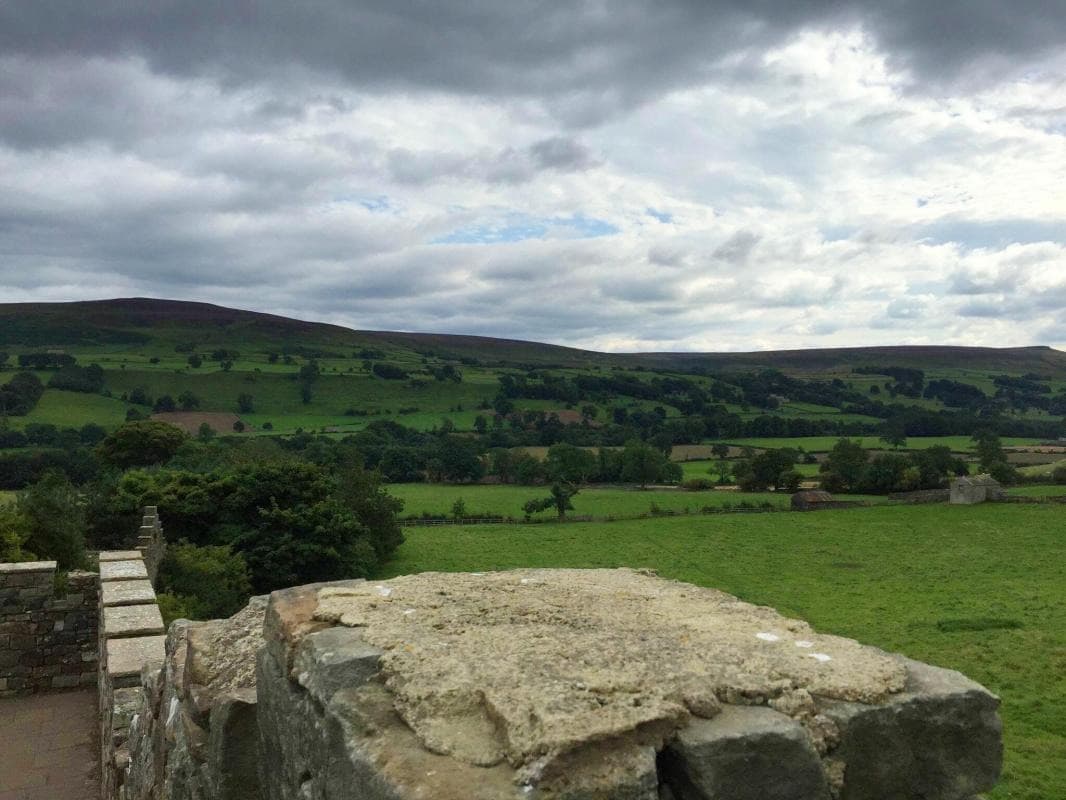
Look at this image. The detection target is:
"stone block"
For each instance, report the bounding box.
[0,560,57,575]
[99,550,143,562]
[100,559,149,582]
[52,673,82,689]
[208,688,260,800]
[819,656,1002,800]
[104,604,165,639]
[660,706,829,800]
[102,579,156,607]
[107,634,167,687]
[293,625,382,707]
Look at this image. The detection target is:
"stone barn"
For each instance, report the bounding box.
[949,475,1005,505]
[791,489,836,511]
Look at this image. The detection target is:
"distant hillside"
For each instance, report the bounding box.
[2,298,1064,376]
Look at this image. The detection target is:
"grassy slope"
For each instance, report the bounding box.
[3,298,1066,375]
[381,504,1066,800]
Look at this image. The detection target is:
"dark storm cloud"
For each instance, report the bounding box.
[3,1,1063,120]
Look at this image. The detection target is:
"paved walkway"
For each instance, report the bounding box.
[0,690,99,800]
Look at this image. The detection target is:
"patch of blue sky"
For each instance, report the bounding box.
[646,207,673,223]
[331,193,391,212]
[820,225,859,242]
[433,213,619,245]
[913,218,1066,249]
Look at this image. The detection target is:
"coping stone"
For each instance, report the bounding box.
[102,579,157,607]
[104,604,165,639]
[100,560,149,582]
[99,551,143,562]
[0,560,57,574]
[107,635,167,684]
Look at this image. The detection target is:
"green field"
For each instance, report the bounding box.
[388,483,891,519]
[679,459,821,479]
[1020,459,1066,477]
[381,504,1066,799]
[1007,484,1066,498]
[722,435,1045,453]
[393,484,788,517]
[12,389,131,430]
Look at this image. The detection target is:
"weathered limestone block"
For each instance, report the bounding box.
[100,551,144,562]
[102,579,157,607]
[100,559,149,582]
[104,604,165,639]
[818,657,1002,800]
[107,634,167,688]
[251,569,1001,800]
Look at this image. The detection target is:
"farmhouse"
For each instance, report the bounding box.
[949,475,1005,505]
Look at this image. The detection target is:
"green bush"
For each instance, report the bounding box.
[1052,464,1066,485]
[18,471,87,570]
[0,502,32,562]
[157,541,252,620]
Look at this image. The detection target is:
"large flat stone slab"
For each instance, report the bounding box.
[313,569,906,780]
[99,551,143,562]
[0,560,56,574]
[107,635,166,686]
[101,579,156,607]
[99,559,148,582]
[103,604,165,639]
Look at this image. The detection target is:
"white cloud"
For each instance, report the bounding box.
[0,8,1064,352]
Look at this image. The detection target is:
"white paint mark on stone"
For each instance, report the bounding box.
[795,640,814,648]
[375,585,393,597]
[808,653,833,662]
[755,632,780,642]
[403,609,416,615]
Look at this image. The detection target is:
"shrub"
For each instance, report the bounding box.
[1052,464,1066,485]
[0,502,32,562]
[18,471,87,570]
[156,542,252,620]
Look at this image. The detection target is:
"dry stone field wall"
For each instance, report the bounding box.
[119,568,1003,800]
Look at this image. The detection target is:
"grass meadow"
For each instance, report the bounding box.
[389,483,890,520]
[720,435,1047,452]
[381,503,1066,799]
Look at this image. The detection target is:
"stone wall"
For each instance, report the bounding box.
[136,505,166,584]
[120,568,1003,800]
[98,507,168,800]
[0,560,98,697]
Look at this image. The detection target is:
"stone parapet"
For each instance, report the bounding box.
[0,560,99,697]
[98,506,168,800]
[118,568,1003,800]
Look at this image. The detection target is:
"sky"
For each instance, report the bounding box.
[1,1,1064,353]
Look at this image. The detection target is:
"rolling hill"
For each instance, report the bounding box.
[2,298,1064,376]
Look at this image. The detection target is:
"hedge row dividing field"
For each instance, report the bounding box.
[382,503,1066,800]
